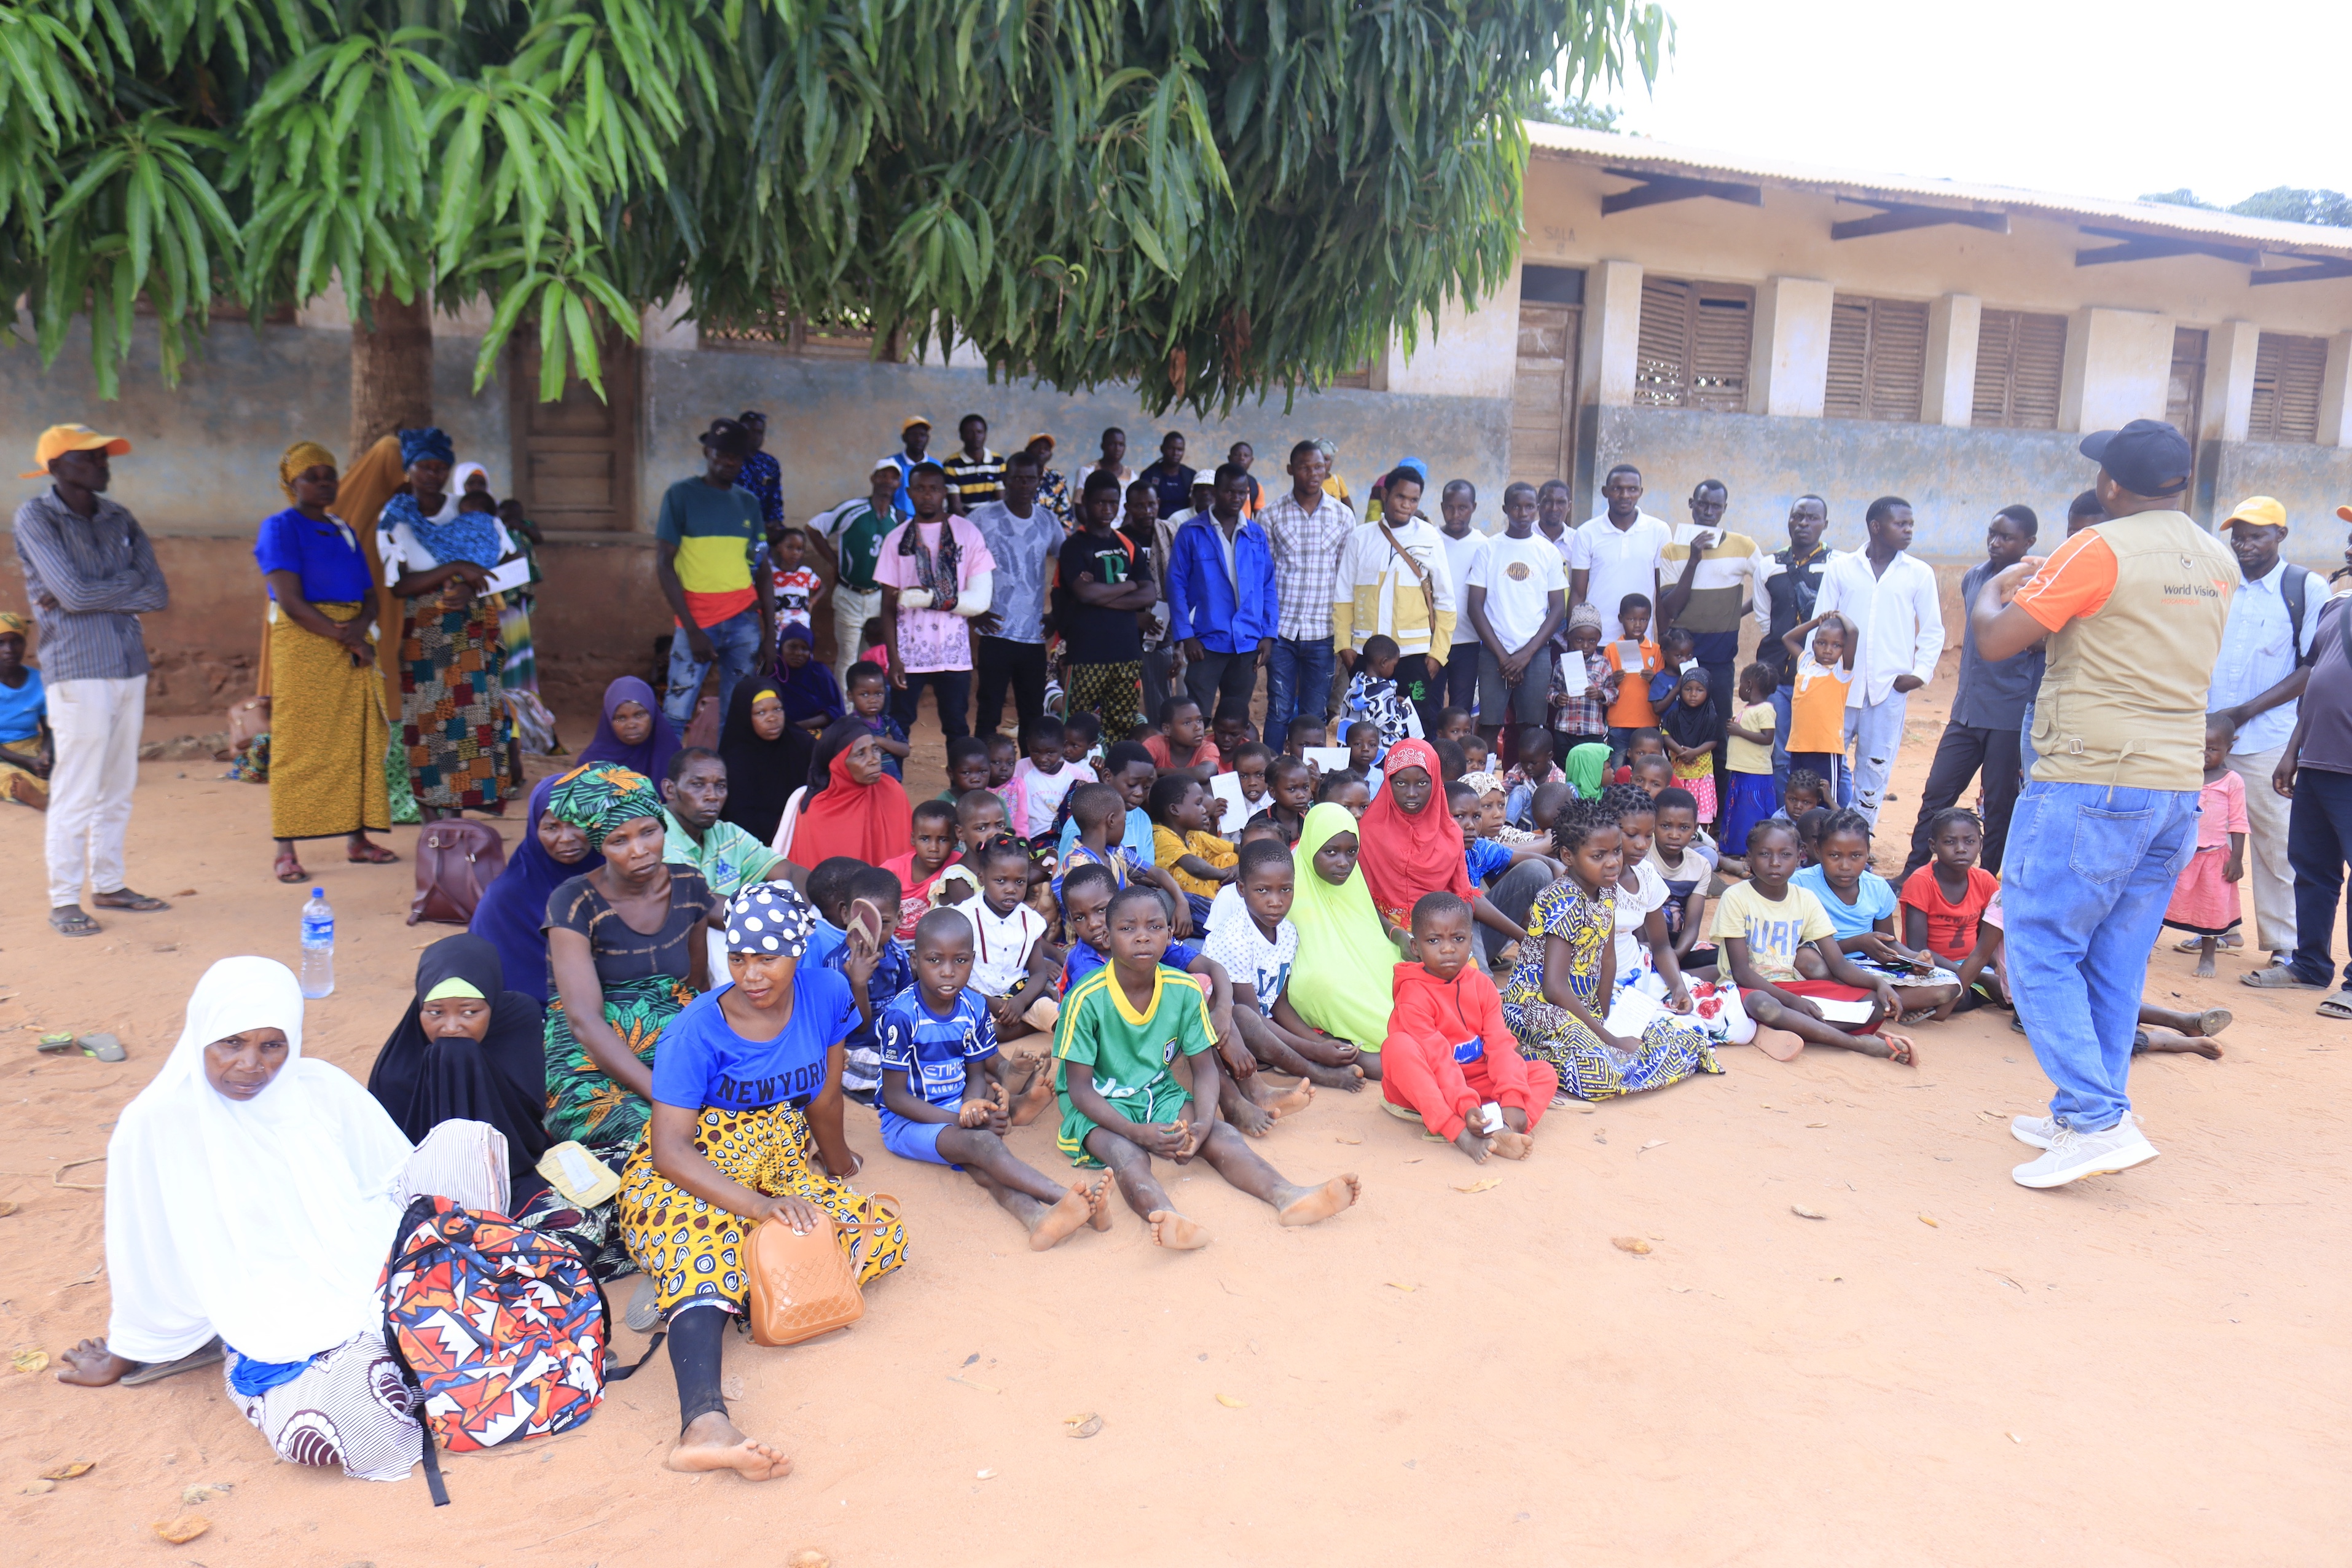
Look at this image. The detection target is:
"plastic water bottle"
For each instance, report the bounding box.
[299,887,335,999]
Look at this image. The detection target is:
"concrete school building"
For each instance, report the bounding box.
[3,124,2348,715]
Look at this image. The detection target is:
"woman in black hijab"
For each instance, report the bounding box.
[367,934,551,1205]
[715,673,814,846]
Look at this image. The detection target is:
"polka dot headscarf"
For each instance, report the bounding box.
[725,882,816,958]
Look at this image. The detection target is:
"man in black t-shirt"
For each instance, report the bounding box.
[1753,494,1829,795]
[1056,470,1157,739]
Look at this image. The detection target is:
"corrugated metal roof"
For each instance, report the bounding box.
[1524,123,2352,264]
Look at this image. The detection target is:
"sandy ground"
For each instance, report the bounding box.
[4,668,2350,1567]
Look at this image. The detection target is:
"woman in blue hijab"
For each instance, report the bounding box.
[466,770,589,1004]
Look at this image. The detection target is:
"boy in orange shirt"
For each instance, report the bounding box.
[1781,611,1856,803]
[1603,592,1661,767]
[1381,891,1555,1162]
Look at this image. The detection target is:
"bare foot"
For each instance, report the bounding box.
[1304,1061,1365,1092]
[1009,1068,1056,1128]
[1027,1185,1095,1251]
[1226,1094,1276,1138]
[1275,1173,1361,1227]
[1487,1129,1534,1160]
[2194,951,2217,978]
[1147,1209,1210,1250]
[667,1413,791,1481]
[54,1338,135,1387]
[1451,1127,1491,1163]
[1084,1172,1114,1231]
[1268,1078,1315,1117]
[1852,1031,1918,1065]
[2138,1025,2223,1059]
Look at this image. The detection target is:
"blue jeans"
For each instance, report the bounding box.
[1844,694,1907,821]
[662,606,764,727]
[2287,765,2352,990]
[1771,682,1794,797]
[1265,636,1335,753]
[2003,780,2200,1132]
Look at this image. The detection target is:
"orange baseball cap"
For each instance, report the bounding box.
[21,423,130,478]
[2337,503,2352,523]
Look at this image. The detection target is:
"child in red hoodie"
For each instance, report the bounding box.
[1382,891,1556,1162]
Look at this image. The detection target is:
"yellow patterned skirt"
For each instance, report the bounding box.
[0,737,45,809]
[617,1103,909,1320]
[267,603,390,840]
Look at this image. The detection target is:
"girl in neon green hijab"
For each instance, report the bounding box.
[1285,802,1411,1075]
[1566,742,1610,800]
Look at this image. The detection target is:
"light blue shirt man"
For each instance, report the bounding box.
[2208,556,2320,755]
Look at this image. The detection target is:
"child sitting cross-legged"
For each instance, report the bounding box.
[1709,818,1916,1064]
[944,834,1064,1121]
[1382,891,1552,1162]
[879,909,1110,1250]
[1790,808,1962,1019]
[1898,808,2002,1015]
[818,863,913,1104]
[1151,773,1239,928]
[1055,883,1360,1249]
[1645,786,1719,968]
[935,735,992,805]
[846,662,911,780]
[1007,715,1093,846]
[1202,836,1368,1093]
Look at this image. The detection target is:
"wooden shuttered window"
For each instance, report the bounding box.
[1822,295,1929,422]
[2249,332,2327,444]
[1971,308,2067,429]
[1634,276,1752,412]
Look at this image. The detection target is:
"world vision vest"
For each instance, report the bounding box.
[2029,511,2236,791]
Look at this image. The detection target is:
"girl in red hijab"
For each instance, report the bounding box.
[783,716,912,864]
[1356,738,1531,955]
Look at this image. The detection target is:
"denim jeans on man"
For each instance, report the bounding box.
[662,605,763,727]
[2003,780,2199,1132]
[1264,637,1336,753]
[2286,765,2352,990]
[1842,696,1908,822]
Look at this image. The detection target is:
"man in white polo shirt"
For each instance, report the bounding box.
[1567,463,1669,642]
[1813,495,1944,824]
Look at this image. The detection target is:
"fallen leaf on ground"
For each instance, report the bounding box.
[1064,1413,1103,1439]
[947,1375,1002,1394]
[42,1461,93,1481]
[1918,1214,1940,1227]
[12,1348,49,1374]
[1610,1236,1652,1255]
[1454,1178,1502,1193]
[1790,1205,1827,1220]
[1639,1140,1667,1152]
[1334,1134,1362,1145]
[172,889,197,898]
[1806,1121,1829,1128]
[2007,1432,2026,1444]
[1668,1285,1693,1293]
[1385,1281,1417,1292]
[0,1201,17,1218]
[976,1468,997,1480]
[22,1479,55,1495]
[786,1553,829,1568]
[1215,1392,1246,1408]
[153,1516,210,1544]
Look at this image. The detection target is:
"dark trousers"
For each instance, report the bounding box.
[1902,721,2023,876]
[1140,645,1177,732]
[1184,646,1261,724]
[889,668,971,742]
[2288,766,2352,989]
[1482,858,1554,966]
[1441,643,1483,714]
[974,636,1048,740]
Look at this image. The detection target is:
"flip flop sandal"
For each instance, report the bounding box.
[47,907,100,938]
[90,888,169,912]
[2318,996,2352,1021]
[77,1033,126,1063]
[347,841,399,864]
[1868,1032,1918,1065]
[2241,967,2323,989]
[273,850,306,884]
[2197,1007,2233,1037]
[120,1337,224,1386]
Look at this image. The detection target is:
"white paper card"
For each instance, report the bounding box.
[1615,640,1645,672]
[1207,772,1251,826]
[1809,997,1878,1024]
[482,553,534,595]
[1304,747,1354,775]
[1556,656,1586,696]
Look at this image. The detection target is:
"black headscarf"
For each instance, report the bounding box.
[1660,665,1724,751]
[367,934,551,1203]
[716,674,815,847]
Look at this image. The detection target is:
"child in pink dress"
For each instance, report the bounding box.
[2162,729,2248,976]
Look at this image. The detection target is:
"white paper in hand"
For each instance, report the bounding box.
[1556,657,1587,696]
[1304,747,1354,775]
[1208,772,1251,828]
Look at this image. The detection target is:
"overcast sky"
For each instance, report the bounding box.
[1598,0,2346,209]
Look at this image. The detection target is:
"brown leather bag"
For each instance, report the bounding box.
[218,695,272,759]
[681,689,721,753]
[407,820,509,926]
[746,1192,899,1347]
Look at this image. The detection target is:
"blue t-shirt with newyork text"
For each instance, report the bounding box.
[649,971,859,1113]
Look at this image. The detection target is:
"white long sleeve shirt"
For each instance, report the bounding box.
[1811,549,1945,707]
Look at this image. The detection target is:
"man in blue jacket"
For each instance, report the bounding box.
[1167,463,1277,726]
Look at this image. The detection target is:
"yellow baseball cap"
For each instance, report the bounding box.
[901,415,931,432]
[21,423,130,478]
[2223,495,2288,534]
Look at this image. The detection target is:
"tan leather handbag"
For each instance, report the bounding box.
[408,820,509,926]
[746,1192,900,1347]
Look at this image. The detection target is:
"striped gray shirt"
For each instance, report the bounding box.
[12,490,168,681]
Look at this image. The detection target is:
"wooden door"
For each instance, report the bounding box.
[508,332,641,531]
[2166,326,2208,503]
[1511,302,1580,491]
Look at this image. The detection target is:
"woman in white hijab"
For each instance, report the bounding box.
[55,957,498,1481]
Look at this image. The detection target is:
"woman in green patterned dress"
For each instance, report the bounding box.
[1499,797,1722,1101]
[537,764,723,1272]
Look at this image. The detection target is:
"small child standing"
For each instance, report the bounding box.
[1658,666,1723,826]
[846,663,911,780]
[879,909,1108,1249]
[1782,611,1856,802]
[2163,730,2249,976]
[1722,661,1781,854]
[1007,715,1094,842]
[1344,634,1424,747]
[1899,809,2003,1006]
[985,734,1021,817]
[1381,892,1552,1162]
[882,799,962,939]
[1151,774,1239,927]
[766,525,824,635]
[1603,593,1661,762]
[952,835,1062,1042]
[1647,627,1699,713]
[1548,605,1614,752]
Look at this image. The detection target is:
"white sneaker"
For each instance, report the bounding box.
[2011,1119,2159,1189]
[2010,1113,2058,1150]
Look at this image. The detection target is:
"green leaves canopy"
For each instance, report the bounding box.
[0,0,1668,410]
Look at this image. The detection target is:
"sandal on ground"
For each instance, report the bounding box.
[273,849,307,883]
[1865,1031,1918,1066]
[2318,995,2352,1021]
[49,906,100,937]
[90,887,169,912]
[2195,1008,2233,1037]
[2177,933,2242,953]
[346,839,399,865]
[120,1337,225,1386]
[2241,966,2322,989]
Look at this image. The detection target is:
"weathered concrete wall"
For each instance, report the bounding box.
[2212,441,2352,568]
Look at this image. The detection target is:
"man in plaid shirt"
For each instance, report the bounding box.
[1260,439,1357,751]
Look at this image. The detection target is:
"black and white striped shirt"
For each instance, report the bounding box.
[11,490,168,681]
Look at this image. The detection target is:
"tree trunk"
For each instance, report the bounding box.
[349,289,434,461]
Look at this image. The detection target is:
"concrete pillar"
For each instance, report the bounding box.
[641,292,696,352]
[2319,331,2352,448]
[2059,306,2171,433]
[1747,276,1833,419]
[2206,319,2260,441]
[1923,293,1982,428]
[1580,259,1644,409]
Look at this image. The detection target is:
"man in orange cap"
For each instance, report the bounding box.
[12,424,173,937]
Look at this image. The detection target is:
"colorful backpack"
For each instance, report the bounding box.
[378,1196,610,1504]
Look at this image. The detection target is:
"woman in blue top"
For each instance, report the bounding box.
[254,441,396,883]
[0,609,49,809]
[616,882,909,1482]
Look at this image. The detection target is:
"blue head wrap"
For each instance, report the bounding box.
[398,426,455,468]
